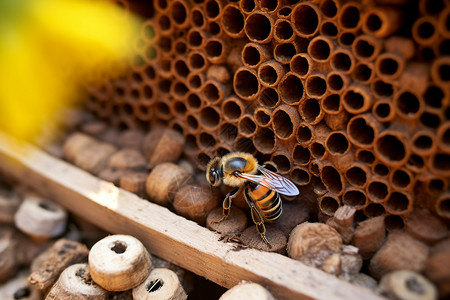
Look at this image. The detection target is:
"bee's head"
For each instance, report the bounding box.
[206,157,222,187]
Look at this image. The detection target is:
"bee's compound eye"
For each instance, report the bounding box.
[209,170,216,184]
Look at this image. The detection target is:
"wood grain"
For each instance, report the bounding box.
[0,132,384,300]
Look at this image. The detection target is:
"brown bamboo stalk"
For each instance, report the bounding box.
[393,89,424,123]
[204,0,223,21]
[411,129,437,156]
[324,110,350,131]
[184,113,200,134]
[274,19,295,43]
[218,121,239,145]
[170,0,190,29]
[233,67,260,101]
[330,48,355,75]
[278,72,305,105]
[290,53,313,78]
[298,97,324,125]
[222,4,245,38]
[356,149,375,166]
[371,78,395,100]
[290,166,311,186]
[389,168,415,192]
[240,0,258,14]
[170,80,189,100]
[154,0,169,13]
[412,16,440,46]
[352,35,383,62]
[325,131,351,158]
[277,6,291,19]
[241,42,271,69]
[353,61,375,85]
[374,128,410,168]
[308,36,335,63]
[291,2,322,38]
[274,42,297,64]
[342,187,368,210]
[327,71,350,92]
[320,163,345,196]
[204,37,227,64]
[191,6,207,29]
[272,105,300,141]
[345,162,370,189]
[296,123,314,146]
[320,20,338,37]
[318,193,341,217]
[362,7,403,38]
[337,31,356,48]
[238,115,257,138]
[429,152,450,177]
[305,73,328,98]
[322,92,342,114]
[366,177,391,204]
[292,144,311,166]
[342,84,373,114]
[253,126,277,154]
[187,28,208,50]
[435,192,450,219]
[185,91,203,112]
[258,60,287,88]
[431,56,450,86]
[337,2,362,33]
[187,50,208,73]
[254,107,272,128]
[384,190,414,216]
[172,56,191,83]
[372,162,390,178]
[222,97,244,122]
[374,52,405,81]
[258,87,280,108]
[438,6,450,38]
[372,100,395,123]
[199,104,221,130]
[245,11,274,44]
[271,149,293,175]
[156,14,174,36]
[197,130,218,152]
[187,72,205,92]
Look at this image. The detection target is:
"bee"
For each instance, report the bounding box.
[206,152,299,248]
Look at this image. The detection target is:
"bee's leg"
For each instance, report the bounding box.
[244,193,272,249]
[212,186,243,224]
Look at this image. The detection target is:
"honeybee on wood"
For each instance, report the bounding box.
[206,152,299,248]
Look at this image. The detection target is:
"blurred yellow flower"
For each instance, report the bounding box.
[0,0,141,141]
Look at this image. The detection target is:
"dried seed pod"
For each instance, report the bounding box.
[89,235,151,291]
[378,270,437,300]
[173,184,218,225]
[322,253,341,275]
[146,163,193,206]
[132,268,187,300]
[240,226,287,254]
[46,263,108,300]
[142,127,185,167]
[206,207,248,235]
[369,232,429,279]
[14,196,67,240]
[351,216,385,260]
[219,282,275,300]
[287,222,342,259]
[0,228,18,282]
[30,239,89,292]
[0,189,20,224]
[405,207,448,245]
[0,271,41,300]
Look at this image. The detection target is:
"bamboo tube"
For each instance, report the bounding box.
[291,2,321,38]
[219,122,238,144]
[187,28,207,49]
[319,0,339,19]
[198,131,218,150]
[171,81,189,100]
[438,6,450,38]
[253,127,277,154]
[233,136,256,154]
[330,48,355,75]
[393,89,424,123]
[241,43,271,69]
[222,97,244,122]
[352,35,382,62]
[187,74,204,92]
[366,177,390,204]
[320,164,344,196]
[271,150,293,175]
[374,52,404,81]
[254,107,272,127]
[384,190,414,216]
[362,7,403,38]
[405,207,447,246]
[356,149,375,165]
[204,0,222,21]
[240,0,258,14]
[185,113,200,133]
[278,72,305,105]
[342,84,373,114]
[201,80,228,105]
[274,19,295,43]
[207,20,223,37]
[309,161,321,178]
[372,100,395,122]
[272,105,300,141]
[187,51,208,73]
[372,162,389,178]
[325,131,350,158]
[277,6,291,19]
[410,129,437,156]
[384,213,405,231]
[156,14,174,36]
[221,4,245,38]
[170,0,190,29]
[364,203,386,218]
[155,58,173,78]
[320,20,338,37]
[310,140,327,160]
[244,11,274,44]
[154,0,169,13]
[305,73,327,98]
[327,71,350,92]
[186,92,203,113]
[345,162,370,189]
[371,78,394,99]
[204,38,227,64]
[274,42,296,64]
[308,36,334,63]
[238,115,257,138]
[424,83,449,111]
[191,6,206,29]
[430,152,450,177]
[258,60,286,88]
[324,110,350,131]
[374,129,410,168]
[171,99,187,119]
[233,67,260,101]
[337,31,356,48]
[290,53,313,78]
[352,61,375,84]
[431,56,450,86]
[435,192,450,219]
[318,193,340,217]
[347,113,381,149]
[172,56,190,82]
[412,16,439,46]
[322,93,341,114]
[338,2,362,33]
[296,123,313,146]
[419,0,445,15]
[406,153,427,174]
[299,97,324,125]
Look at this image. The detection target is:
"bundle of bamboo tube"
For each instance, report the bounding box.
[81,0,450,295]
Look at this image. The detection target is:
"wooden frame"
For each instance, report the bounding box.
[0,132,383,300]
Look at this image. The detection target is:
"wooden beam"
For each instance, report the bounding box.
[0,132,384,300]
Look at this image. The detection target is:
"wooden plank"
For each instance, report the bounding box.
[0,132,384,300]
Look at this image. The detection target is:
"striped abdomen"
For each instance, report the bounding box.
[246,184,282,223]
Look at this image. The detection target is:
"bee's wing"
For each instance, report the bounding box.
[236,166,300,196]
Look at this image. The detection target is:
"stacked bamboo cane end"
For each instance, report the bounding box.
[80,0,450,297]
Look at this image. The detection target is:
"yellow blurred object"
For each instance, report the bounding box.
[0,0,141,141]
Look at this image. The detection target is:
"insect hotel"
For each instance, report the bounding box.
[0,0,449,299]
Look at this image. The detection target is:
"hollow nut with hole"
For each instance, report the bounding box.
[351,216,385,260]
[46,263,108,300]
[29,238,89,292]
[219,281,275,300]
[0,271,42,300]
[377,270,437,300]
[133,268,187,300]
[14,196,67,241]
[88,235,151,291]
[369,232,429,279]
[146,163,193,206]
[142,127,185,167]
[173,184,219,225]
